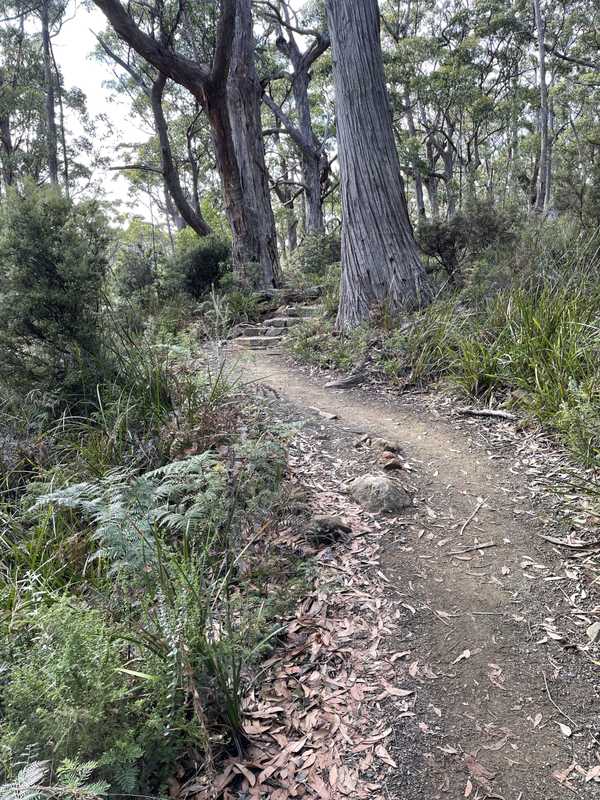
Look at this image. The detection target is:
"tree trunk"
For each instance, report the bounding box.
[533,0,549,214]
[40,0,58,184]
[225,0,280,287]
[292,70,324,233]
[404,91,426,218]
[0,71,14,188]
[93,0,279,288]
[151,74,212,237]
[326,0,431,329]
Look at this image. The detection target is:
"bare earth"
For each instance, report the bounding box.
[214,345,600,800]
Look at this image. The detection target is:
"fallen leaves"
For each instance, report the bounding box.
[190,429,416,799]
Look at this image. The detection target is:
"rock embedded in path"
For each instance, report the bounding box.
[354,433,405,455]
[350,474,412,513]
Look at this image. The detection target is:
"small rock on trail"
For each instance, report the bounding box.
[349,474,412,513]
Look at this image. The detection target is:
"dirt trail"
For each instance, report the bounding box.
[224,346,599,799]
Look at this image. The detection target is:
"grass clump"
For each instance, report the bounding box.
[288,220,600,467]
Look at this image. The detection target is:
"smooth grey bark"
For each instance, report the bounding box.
[40,0,58,184]
[269,20,330,233]
[403,91,425,217]
[326,0,431,329]
[227,0,280,286]
[533,0,549,214]
[151,74,212,236]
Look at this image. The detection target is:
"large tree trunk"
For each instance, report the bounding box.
[533,0,549,214]
[40,0,58,184]
[151,74,212,237]
[226,0,280,287]
[326,0,431,329]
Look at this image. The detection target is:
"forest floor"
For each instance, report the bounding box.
[208,343,600,800]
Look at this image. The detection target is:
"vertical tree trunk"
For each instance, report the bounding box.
[151,73,212,237]
[0,71,15,188]
[225,0,280,287]
[545,100,554,209]
[292,70,324,233]
[442,147,456,218]
[404,91,426,218]
[533,0,548,214]
[40,0,58,184]
[326,0,431,329]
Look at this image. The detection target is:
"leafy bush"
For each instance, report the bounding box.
[322,262,341,318]
[287,231,341,277]
[417,200,516,283]
[112,219,166,301]
[0,598,180,794]
[164,235,231,299]
[0,183,110,402]
[286,317,369,371]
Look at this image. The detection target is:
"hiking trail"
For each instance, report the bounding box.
[206,342,600,800]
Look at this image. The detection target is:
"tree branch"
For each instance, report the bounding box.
[92,0,211,95]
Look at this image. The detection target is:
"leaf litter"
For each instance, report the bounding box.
[190,426,418,799]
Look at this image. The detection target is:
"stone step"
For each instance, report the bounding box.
[231,325,265,337]
[234,335,284,349]
[264,316,304,328]
[301,305,322,317]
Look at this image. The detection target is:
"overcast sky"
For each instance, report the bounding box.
[53,0,152,215]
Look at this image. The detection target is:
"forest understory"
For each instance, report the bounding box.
[2,0,600,796]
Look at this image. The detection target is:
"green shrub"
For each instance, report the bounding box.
[0,598,181,794]
[0,183,110,402]
[286,317,369,371]
[417,200,516,283]
[287,231,341,277]
[322,262,341,318]
[164,235,231,299]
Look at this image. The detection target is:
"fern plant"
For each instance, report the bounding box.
[0,758,109,800]
[31,452,227,577]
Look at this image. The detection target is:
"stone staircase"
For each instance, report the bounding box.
[232,302,321,350]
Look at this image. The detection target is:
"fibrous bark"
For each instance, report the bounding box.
[325,0,431,329]
[226,0,280,286]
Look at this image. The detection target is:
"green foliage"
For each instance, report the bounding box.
[322,262,342,318]
[417,200,516,283]
[287,232,341,277]
[286,317,369,371]
[112,219,164,304]
[164,234,231,299]
[0,183,110,402]
[0,757,109,800]
[0,598,166,793]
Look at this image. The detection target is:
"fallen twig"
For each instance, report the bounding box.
[448,541,496,556]
[457,407,517,421]
[537,533,600,550]
[543,671,577,728]
[459,496,488,537]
